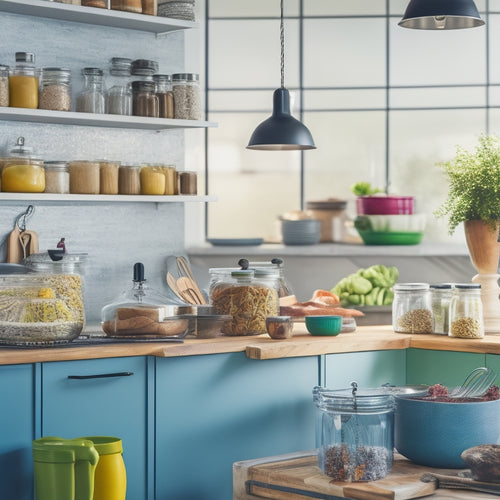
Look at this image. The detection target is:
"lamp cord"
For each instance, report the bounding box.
[280,0,284,88]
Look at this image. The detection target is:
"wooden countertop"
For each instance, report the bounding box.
[1,324,500,365]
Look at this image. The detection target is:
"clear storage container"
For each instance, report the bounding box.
[111,0,142,13]
[76,68,105,114]
[106,58,132,116]
[449,283,484,338]
[69,161,100,194]
[179,171,197,194]
[239,258,294,298]
[162,165,177,195]
[306,199,347,243]
[81,0,106,7]
[209,268,279,335]
[0,64,9,107]
[119,165,141,195]
[313,383,395,482]
[392,283,433,334]
[140,165,165,195]
[172,73,201,120]
[44,161,70,194]
[430,283,453,335]
[9,52,39,109]
[132,81,159,117]
[39,67,71,111]
[99,161,120,195]
[153,74,174,119]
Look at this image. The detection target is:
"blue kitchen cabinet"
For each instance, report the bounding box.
[155,352,318,500]
[486,354,500,383]
[40,356,152,500]
[0,363,35,500]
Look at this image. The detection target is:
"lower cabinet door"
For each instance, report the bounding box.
[41,356,150,500]
[0,363,35,500]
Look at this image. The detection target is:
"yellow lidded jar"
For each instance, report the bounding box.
[140,165,165,195]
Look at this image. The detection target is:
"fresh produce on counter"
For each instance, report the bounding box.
[331,265,399,307]
[279,290,364,318]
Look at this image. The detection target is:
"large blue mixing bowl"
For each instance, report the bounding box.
[395,395,500,468]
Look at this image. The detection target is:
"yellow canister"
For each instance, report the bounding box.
[140,165,165,195]
[1,159,45,192]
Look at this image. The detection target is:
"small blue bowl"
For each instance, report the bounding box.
[305,315,342,336]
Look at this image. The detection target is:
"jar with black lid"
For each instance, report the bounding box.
[132,81,159,117]
[106,58,132,116]
[392,283,433,334]
[449,283,484,338]
[172,73,201,120]
[153,74,174,119]
[131,59,159,79]
[39,67,71,111]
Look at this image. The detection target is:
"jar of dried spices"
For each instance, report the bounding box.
[118,165,141,195]
[76,68,105,114]
[69,161,100,194]
[392,283,433,334]
[9,52,39,109]
[449,284,484,339]
[106,58,132,116]
[430,284,453,335]
[0,65,9,107]
[111,0,142,13]
[44,161,70,194]
[153,74,174,119]
[39,67,72,112]
[172,73,201,120]
[99,161,120,195]
[132,81,159,117]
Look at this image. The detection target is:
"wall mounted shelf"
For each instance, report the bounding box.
[0,0,198,34]
[0,193,216,203]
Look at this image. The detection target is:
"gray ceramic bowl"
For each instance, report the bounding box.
[281,219,321,245]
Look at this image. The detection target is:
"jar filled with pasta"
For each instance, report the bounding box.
[209,268,279,336]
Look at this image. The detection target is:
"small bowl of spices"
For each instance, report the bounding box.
[266,316,293,339]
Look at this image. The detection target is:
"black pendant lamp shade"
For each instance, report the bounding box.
[246,0,315,151]
[399,0,484,30]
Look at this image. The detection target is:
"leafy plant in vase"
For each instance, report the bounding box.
[435,134,500,332]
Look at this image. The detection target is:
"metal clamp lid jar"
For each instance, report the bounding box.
[172,73,201,120]
[313,383,395,482]
[131,59,159,77]
[39,67,71,111]
[392,283,433,334]
[449,283,484,338]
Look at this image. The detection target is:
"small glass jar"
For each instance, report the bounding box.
[449,284,484,338]
[179,171,197,194]
[39,67,72,111]
[9,52,39,109]
[313,384,394,482]
[0,64,9,107]
[106,58,132,116]
[392,283,433,334]
[162,165,177,195]
[131,59,159,79]
[44,161,70,194]
[99,161,120,195]
[76,68,105,114]
[209,268,279,335]
[430,284,453,335]
[118,165,141,195]
[110,0,142,13]
[140,165,165,195]
[69,161,100,194]
[172,73,201,120]
[132,81,159,117]
[153,74,174,119]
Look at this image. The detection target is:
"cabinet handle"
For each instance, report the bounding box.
[67,371,134,380]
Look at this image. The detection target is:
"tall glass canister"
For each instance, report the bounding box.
[76,68,105,114]
[106,58,132,116]
[9,52,39,109]
[392,283,433,334]
[172,73,201,120]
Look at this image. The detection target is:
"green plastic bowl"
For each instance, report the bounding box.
[305,315,342,336]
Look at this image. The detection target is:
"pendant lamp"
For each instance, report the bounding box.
[247,0,315,150]
[399,0,484,30]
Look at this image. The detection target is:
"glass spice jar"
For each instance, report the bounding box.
[179,171,197,194]
[172,73,201,120]
[0,64,9,107]
[430,284,453,335]
[153,74,174,119]
[132,81,159,117]
[118,165,141,195]
[449,284,484,338]
[392,283,433,334]
[76,68,105,114]
[9,52,39,109]
[39,67,72,112]
[99,161,120,195]
[106,58,132,116]
[44,161,70,194]
[69,161,100,194]
[140,165,165,195]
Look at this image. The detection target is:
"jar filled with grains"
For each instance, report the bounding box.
[0,65,9,107]
[179,171,197,194]
[172,73,201,120]
[430,284,453,335]
[69,161,100,194]
[76,68,105,114]
[140,165,165,195]
[153,74,174,119]
[9,52,39,109]
[39,67,72,112]
[44,161,70,194]
[392,283,433,334]
[118,165,141,195]
[106,58,132,116]
[99,161,120,195]
[162,165,177,195]
[449,284,484,338]
[132,81,159,117]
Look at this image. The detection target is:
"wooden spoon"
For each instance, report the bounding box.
[166,272,187,302]
[176,277,202,305]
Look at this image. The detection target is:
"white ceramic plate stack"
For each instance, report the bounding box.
[281,219,321,245]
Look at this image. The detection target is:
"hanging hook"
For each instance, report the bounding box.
[15,205,34,232]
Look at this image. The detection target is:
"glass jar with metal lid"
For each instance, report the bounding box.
[209,267,279,335]
[430,283,453,335]
[132,81,159,117]
[44,161,70,194]
[392,283,433,334]
[0,64,9,107]
[9,52,39,109]
[238,258,294,298]
[76,68,105,114]
[106,58,132,116]
[313,383,395,481]
[39,67,71,111]
[172,73,201,120]
[449,283,484,338]
[153,74,174,118]
[131,59,159,79]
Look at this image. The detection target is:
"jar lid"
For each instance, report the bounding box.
[454,283,481,289]
[0,64,9,71]
[15,52,35,64]
[110,57,132,76]
[430,283,453,289]
[313,385,394,413]
[172,73,199,82]
[131,80,156,92]
[153,74,172,83]
[82,67,103,76]
[230,270,254,278]
[394,283,429,291]
[42,67,71,74]
[44,161,69,171]
[9,137,34,157]
[131,59,159,76]
[306,198,347,210]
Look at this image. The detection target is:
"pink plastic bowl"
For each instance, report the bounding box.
[356,196,414,215]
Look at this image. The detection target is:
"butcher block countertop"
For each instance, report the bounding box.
[1,324,500,365]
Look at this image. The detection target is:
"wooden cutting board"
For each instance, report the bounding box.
[234,451,500,500]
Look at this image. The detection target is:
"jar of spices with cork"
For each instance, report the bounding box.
[76,68,105,114]
[172,73,201,120]
[153,74,174,119]
[9,52,39,109]
[39,67,72,112]
[449,284,484,338]
[0,65,9,107]
[392,283,433,334]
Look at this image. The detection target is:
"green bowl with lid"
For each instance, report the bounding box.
[305,315,342,336]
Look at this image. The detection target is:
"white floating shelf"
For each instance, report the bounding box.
[0,107,216,130]
[0,0,198,33]
[0,193,216,203]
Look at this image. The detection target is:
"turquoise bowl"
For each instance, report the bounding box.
[305,315,342,336]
